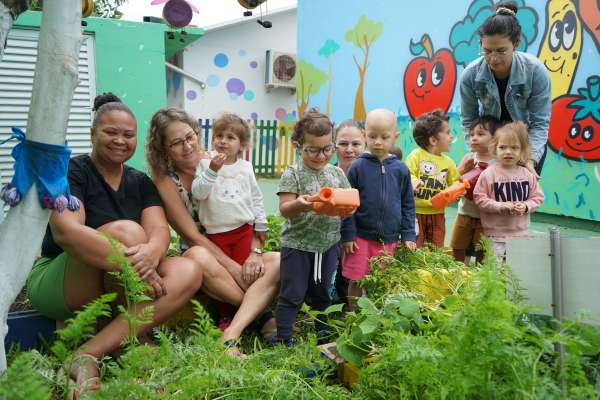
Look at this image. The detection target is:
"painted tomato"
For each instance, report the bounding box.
[548,75,600,162]
[403,34,457,120]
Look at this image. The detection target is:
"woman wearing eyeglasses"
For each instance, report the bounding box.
[146,108,280,356]
[459,2,551,175]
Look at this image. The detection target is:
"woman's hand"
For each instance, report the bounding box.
[124,243,162,280]
[242,253,265,284]
[143,270,167,298]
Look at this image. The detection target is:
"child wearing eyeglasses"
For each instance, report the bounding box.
[273,108,350,346]
[191,112,268,330]
[341,109,416,310]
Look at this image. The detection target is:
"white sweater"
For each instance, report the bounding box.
[191,158,268,234]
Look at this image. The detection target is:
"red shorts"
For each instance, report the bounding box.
[416,213,445,248]
[206,224,253,266]
[342,237,397,281]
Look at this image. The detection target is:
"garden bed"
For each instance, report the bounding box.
[2,235,599,399]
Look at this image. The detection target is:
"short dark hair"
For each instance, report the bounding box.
[471,115,502,136]
[412,109,449,149]
[293,108,333,145]
[478,2,522,45]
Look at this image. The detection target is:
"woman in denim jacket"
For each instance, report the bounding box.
[460,2,551,175]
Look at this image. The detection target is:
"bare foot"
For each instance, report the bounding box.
[67,353,100,399]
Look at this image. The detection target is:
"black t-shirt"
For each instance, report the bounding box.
[494,76,512,123]
[41,154,164,258]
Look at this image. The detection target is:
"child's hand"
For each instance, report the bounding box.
[402,241,416,250]
[209,152,227,172]
[297,195,314,212]
[412,179,424,193]
[501,202,515,214]
[458,156,476,175]
[343,241,359,254]
[513,202,527,215]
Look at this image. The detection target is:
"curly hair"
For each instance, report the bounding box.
[212,112,252,148]
[146,107,201,178]
[491,121,531,164]
[292,108,334,145]
[412,109,449,149]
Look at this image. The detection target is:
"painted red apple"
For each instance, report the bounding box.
[548,75,600,162]
[580,0,600,52]
[403,34,457,120]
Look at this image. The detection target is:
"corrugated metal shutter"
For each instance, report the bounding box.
[0,28,96,189]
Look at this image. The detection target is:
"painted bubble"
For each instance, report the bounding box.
[250,61,258,69]
[274,107,287,121]
[243,90,255,101]
[238,49,247,57]
[229,92,239,101]
[226,78,245,96]
[206,74,220,87]
[214,53,229,68]
[186,90,197,101]
[250,112,258,120]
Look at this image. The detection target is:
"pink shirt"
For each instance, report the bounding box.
[473,164,545,239]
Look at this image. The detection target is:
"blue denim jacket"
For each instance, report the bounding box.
[460,51,551,162]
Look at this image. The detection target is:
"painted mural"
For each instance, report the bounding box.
[297,0,600,221]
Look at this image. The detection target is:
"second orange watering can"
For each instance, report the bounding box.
[430,180,470,209]
[305,187,360,217]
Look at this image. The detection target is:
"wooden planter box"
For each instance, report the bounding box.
[5,310,56,351]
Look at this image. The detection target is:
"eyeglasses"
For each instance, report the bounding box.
[479,47,510,59]
[336,140,364,149]
[301,143,335,158]
[168,132,197,150]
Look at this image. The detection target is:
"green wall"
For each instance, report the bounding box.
[14,11,202,171]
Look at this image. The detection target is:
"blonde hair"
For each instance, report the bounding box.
[146,107,201,178]
[212,112,252,150]
[491,121,531,164]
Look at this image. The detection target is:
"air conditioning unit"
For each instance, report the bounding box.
[265,50,296,92]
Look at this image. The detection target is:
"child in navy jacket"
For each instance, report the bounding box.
[341,109,416,309]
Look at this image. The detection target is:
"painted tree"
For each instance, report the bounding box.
[344,15,383,121]
[296,59,328,117]
[0,0,82,372]
[318,39,340,116]
[0,0,28,58]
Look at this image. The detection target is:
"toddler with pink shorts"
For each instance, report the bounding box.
[341,109,417,309]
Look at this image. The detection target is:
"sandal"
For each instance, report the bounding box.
[223,339,246,359]
[65,353,100,399]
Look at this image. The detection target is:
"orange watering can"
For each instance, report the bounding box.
[305,187,360,217]
[430,180,470,209]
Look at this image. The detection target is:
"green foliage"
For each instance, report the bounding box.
[102,232,154,349]
[0,352,51,400]
[335,295,423,366]
[50,293,116,363]
[189,299,221,340]
[263,214,284,252]
[348,245,600,399]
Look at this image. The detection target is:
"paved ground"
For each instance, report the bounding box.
[257,178,600,245]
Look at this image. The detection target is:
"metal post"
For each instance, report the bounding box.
[549,227,565,391]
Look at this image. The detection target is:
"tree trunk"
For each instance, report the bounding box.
[353,74,365,121]
[0,0,82,372]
